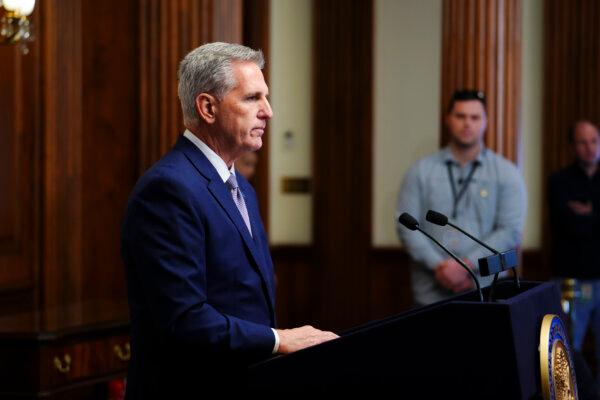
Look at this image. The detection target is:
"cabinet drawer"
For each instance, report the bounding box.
[40,335,129,389]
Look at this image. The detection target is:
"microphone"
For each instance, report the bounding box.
[425,210,520,287]
[426,210,498,254]
[398,212,483,302]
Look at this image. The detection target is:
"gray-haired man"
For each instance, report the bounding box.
[122,42,337,398]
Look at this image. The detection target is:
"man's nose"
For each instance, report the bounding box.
[260,98,273,119]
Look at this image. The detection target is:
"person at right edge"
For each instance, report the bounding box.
[548,119,600,399]
[396,89,527,307]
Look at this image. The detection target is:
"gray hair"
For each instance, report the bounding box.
[177,42,265,127]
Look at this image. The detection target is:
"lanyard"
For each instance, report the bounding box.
[446,160,480,219]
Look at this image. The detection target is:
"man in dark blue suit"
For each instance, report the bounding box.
[121,42,337,398]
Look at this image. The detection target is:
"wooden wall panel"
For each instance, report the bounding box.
[543,0,600,177]
[0,0,534,340]
[0,0,265,317]
[441,0,522,163]
[138,0,244,173]
[284,0,526,332]
[0,0,521,338]
[271,247,316,328]
[273,247,414,330]
[312,0,373,330]
[41,0,85,311]
[80,0,139,302]
[368,249,413,320]
[38,0,137,311]
[521,249,546,281]
[541,0,600,279]
[243,0,270,229]
[0,26,39,294]
[0,49,16,245]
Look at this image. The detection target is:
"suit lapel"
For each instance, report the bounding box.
[175,137,276,318]
[206,179,262,263]
[238,177,276,304]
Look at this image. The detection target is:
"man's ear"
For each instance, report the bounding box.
[196,93,217,124]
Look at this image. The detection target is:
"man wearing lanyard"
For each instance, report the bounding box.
[395,90,527,306]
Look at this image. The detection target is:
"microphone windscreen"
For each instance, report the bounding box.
[426,210,448,226]
[398,213,419,231]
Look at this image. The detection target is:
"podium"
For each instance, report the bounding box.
[248,281,565,398]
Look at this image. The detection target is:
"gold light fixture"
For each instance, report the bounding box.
[0,0,36,54]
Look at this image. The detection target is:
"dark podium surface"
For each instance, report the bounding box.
[249,281,563,399]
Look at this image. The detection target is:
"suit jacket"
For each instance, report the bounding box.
[121,136,276,398]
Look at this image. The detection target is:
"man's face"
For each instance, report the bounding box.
[573,122,600,166]
[446,100,487,148]
[214,61,272,159]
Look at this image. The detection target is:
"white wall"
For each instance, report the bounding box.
[268,0,543,249]
[372,0,442,247]
[371,0,543,250]
[269,0,313,244]
[521,0,543,249]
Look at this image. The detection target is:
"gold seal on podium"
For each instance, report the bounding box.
[539,314,578,400]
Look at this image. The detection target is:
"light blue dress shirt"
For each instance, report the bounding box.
[396,146,527,305]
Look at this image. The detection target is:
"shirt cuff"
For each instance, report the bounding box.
[271,328,280,354]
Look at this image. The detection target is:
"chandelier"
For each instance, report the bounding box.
[0,0,36,54]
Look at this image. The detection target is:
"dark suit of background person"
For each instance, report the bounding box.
[121,42,337,399]
[548,120,600,386]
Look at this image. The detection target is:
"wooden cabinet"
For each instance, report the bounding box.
[40,335,130,390]
[0,301,129,398]
[0,2,254,397]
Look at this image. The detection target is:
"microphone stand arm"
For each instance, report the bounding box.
[416,228,483,302]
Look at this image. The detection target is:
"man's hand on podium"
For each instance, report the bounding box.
[276,325,339,354]
[435,258,474,293]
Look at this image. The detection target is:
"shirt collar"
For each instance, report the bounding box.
[570,161,600,180]
[183,130,235,183]
[442,145,487,166]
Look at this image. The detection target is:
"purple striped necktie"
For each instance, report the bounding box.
[226,173,252,236]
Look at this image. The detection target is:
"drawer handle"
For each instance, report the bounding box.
[53,354,71,374]
[113,342,131,361]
